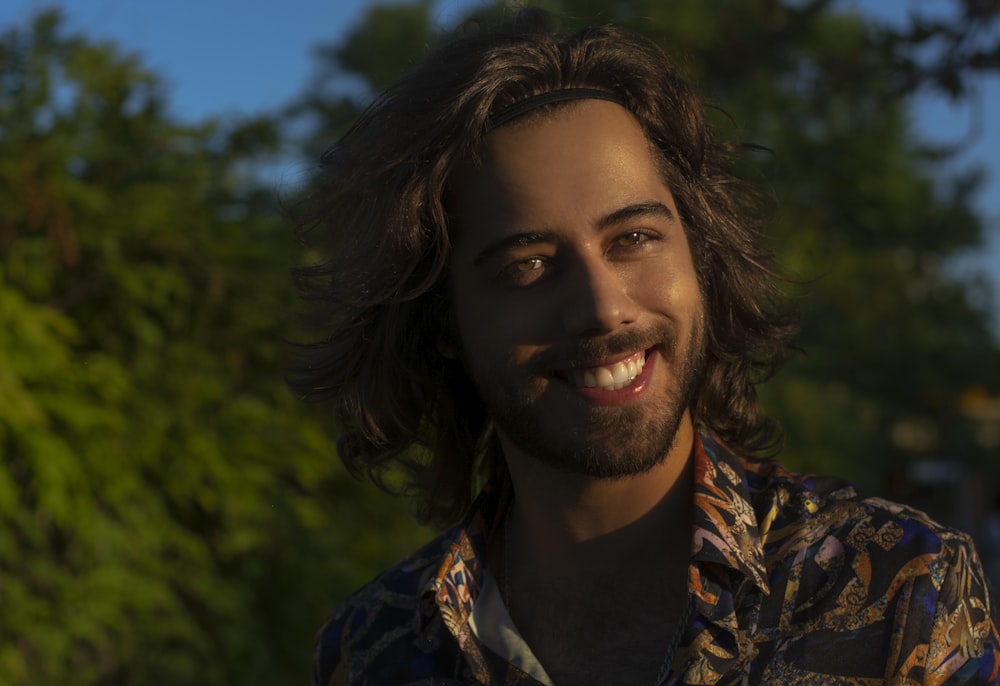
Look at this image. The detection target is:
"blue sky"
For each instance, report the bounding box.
[3,0,998,314]
[1,0,477,121]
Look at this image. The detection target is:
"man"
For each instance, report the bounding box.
[291,10,1000,684]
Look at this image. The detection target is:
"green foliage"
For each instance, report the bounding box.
[330,0,436,91]
[3,1,1000,684]
[0,11,428,686]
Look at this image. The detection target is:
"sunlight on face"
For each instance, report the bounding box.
[447,100,706,477]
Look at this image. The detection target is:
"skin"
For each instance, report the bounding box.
[447,100,705,684]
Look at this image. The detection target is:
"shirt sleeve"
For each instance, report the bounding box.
[922,536,1000,685]
[312,601,357,686]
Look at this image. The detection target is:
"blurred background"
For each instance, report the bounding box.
[1,0,999,684]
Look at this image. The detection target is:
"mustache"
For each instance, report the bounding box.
[527,323,676,372]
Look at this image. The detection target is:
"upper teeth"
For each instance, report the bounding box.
[569,352,645,391]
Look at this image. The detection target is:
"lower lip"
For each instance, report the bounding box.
[568,350,658,406]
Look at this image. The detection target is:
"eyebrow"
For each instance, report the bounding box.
[471,201,676,266]
[597,201,676,230]
[472,231,558,266]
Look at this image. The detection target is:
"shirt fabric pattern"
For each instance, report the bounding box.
[313,434,1000,684]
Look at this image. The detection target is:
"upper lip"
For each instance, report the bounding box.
[553,348,650,374]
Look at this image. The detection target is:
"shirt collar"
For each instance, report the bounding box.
[691,434,770,595]
[423,432,771,637]
[422,473,509,638]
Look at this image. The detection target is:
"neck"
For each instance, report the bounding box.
[499,413,696,573]
[493,414,696,685]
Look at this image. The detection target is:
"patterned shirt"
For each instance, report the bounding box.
[313,435,1000,684]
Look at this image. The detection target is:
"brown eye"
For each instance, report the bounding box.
[497,256,548,287]
[615,231,646,247]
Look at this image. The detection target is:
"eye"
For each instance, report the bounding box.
[498,256,547,286]
[615,231,647,247]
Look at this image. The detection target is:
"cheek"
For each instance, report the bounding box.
[453,298,553,379]
[452,286,511,351]
[453,277,551,340]
[629,255,701,308]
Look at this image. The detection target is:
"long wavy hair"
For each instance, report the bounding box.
[289,10,798,526]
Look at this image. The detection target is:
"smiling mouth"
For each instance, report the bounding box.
[565,350,647,391]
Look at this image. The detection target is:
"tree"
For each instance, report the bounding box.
[0,11,427,685]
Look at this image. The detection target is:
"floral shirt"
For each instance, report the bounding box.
[313,435,1000,684]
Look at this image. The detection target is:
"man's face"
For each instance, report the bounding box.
[447,100,705,478]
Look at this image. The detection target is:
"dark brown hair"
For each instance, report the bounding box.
[289,10,798,525]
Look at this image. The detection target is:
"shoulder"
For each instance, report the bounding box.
[748,459,978,565]
[312,530,461,686]
[747,459,1000,678]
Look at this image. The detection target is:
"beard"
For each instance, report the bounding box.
[459,314,706,479]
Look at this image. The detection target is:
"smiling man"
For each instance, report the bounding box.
[292,10,999,685]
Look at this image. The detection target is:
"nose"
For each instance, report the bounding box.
[559,256,640,336]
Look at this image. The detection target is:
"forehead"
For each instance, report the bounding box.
[448,100,673,245]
